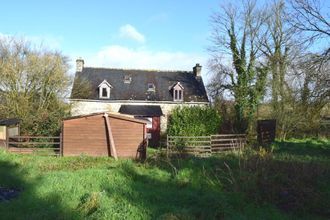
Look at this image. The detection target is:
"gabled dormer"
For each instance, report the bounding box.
[171,82,184,102]
[98,80,113,99]
[147,83,156,92]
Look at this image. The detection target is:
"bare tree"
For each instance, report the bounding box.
[257,0,304,137]
[208,0,267,133]
[289,0,330,60]
[282,54,330,137]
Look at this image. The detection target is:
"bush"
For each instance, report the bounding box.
[167,106,221,136]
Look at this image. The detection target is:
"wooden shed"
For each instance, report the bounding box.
[0,118,20,148]
[62,112,147,159]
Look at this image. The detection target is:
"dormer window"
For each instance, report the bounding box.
[98,80,112,99]
[147,83,155,92]
[124,75,132,84]
[102,88,107,97]
[172,82,184,102]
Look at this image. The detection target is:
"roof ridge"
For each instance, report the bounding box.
[83,66,192,73]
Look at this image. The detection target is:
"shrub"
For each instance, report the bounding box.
[167,106,221,136]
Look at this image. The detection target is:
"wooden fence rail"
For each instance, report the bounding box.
[5,135,62,156]
[167,134,246,157]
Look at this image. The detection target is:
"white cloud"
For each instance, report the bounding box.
[84,45,207,73]
[119,24,145,43]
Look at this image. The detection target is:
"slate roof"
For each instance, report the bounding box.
[71,67,209,102]
[0,118,20,126]
[119,105,163,117]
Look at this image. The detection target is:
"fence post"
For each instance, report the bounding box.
[166,135,169,158]
[60,132,63,157]
[209,135,212,155]
[5,127,9,150]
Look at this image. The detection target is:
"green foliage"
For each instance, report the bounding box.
[0,37,71,136]
[167,106,221,136]
[71,75,92,99]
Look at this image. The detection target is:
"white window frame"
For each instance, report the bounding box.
[147,83,155,92]
[172,82,184,102]
[146,117,153,128]
[124,75,132,84]
[98,80,112,99]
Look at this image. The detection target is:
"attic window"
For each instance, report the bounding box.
[124,75,132,84]
[172,82,184,102]
[102,88,107,97]
[147,83,155,92]
[174,89,183,101]
[98,79,112,99]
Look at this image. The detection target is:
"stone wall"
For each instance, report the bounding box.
[70,100,208,133]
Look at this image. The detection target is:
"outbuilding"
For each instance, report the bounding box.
[0,118,20,148]
[62,112,147,159]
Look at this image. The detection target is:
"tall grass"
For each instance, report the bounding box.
[0,138,329,219]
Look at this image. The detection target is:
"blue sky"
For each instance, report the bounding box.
[0,0,221,76]
[1,0,329,78]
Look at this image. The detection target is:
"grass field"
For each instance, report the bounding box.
[0,139,329,219]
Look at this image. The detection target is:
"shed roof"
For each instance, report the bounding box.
[63,112,147,124]
[0,118,20,126]
[119,105,163,117]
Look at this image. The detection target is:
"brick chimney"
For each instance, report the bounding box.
[193,63,202,78]
[76,58,84,72]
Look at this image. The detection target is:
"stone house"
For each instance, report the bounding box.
[70,58,209,146]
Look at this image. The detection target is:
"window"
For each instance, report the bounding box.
[173,89,183,101]
[98,80,112,99]
[172,82,184,102]
[102,88,107,97]
[124,75,132,84]
[146,117,153,128]
[148,83,155,92]
[99,85,110,99]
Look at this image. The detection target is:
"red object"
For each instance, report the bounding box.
[146,116,160,147]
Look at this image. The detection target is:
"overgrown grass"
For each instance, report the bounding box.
[0,139,329,219]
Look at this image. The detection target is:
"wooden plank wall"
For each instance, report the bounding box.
[109,117,144,158]
[63,115,109,156]
[62,114,145,158]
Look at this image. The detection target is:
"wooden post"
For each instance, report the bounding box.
[209,135,212,155]
[60,132,63,157]
[166,135,169,158]
[103,113,118,160]
[5,126,9,150]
